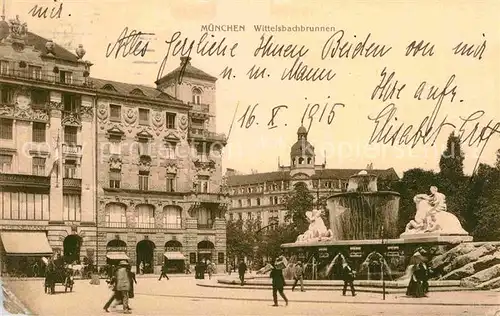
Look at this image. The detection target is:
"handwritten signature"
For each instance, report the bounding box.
[106,27,155,59]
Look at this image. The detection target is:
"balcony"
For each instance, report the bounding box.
[190,103,210,113]
[63,178,82,191]
[190,192,224,203]
[188,128,227,144]
[164,223,182,229]
[0,69,91,87]
[105,222,127,228]
[0,173,50,189]
[137,222,155,229]
[62,144,82,157]
[197,223,213,229]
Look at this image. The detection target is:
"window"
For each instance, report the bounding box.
[64,160,77,178]
[257,198,261,206]
[197,175,209,193]
[138,108,150,125]
[32,157,45,176]
[166,173,176,192]
[192,88,202,104]
[0,60,9,74]
[64,126,77,144]
[137,204,155,228]
[139,171,149,191]
[191,118,204,128]
[0,86,14,104]
[0,118,13,139]
[32,122,46,142]
[138,140,149,156]
[247,199,251,207]
[218,252,225,264]
[274,196,279,204]
[166,112,176,129]
[247,212,252,219]
[105,203,126,228]
[62,93,80,112]
[1,192,48,220]
[29,65,42,80]
[110,137,121,155]
[238,213,242,221]
[0,154,12,172]
[238,200,242,207]
[229,213,234,221]
[60,71,73,84]
[196,145,208,162]
[109,169,121,188]
[31,89,49,105]
[164,206,182,229]
[165,142,176,159]
[110,104,121,121]
[63,194,81,221]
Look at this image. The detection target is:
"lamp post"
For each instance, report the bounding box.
[381,225,385,300]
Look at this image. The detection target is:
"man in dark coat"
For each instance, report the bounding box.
[158,264,170,281]
[270,259,288,307]
[238,260,247,286]
[342,262,356,296]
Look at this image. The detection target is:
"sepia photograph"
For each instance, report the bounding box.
[0,0,499,315]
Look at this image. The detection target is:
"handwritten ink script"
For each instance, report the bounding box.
[102,25,496,173]
[28,2,63,19]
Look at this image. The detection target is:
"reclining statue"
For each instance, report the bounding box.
[296,209,334,243]
[402,186,468,236]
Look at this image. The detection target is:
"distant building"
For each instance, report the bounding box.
[225,126,399,229]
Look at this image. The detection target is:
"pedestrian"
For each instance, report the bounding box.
[238,260,247,286]
[270,258,288,307]
[128,265,137,300]
[139,262,144,275]
[342,262,356,297]
[291,261,305,292]
[158,264,170,281]
[103,260,131,313]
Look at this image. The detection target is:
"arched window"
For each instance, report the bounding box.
[105,203,126,228]
[298,157,304,164]
[164,206,182,229]
[307,157,312,164]
[192,88,202,105]
[257,198,261,206]
[137,204,155,228]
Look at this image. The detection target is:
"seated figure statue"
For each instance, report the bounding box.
[401,186,468,236]
[296,209,334,243]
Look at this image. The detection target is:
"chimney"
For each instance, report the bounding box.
[180,56,191,66]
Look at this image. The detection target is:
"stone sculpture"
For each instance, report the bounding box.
[295,209,334,243]
[401,186,468,236]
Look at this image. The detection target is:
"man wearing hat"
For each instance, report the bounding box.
[342,262,356,296]
[291,261,305,292]
[104,260,131,313]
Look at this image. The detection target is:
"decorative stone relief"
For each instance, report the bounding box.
[97,104,108,127]
[49,101,63,111]
[123,108,137,133]
[80,106,93,120]
[178,114,188,131]
[165,159,178,174]
[0,104,49,121]
[152,111,164,136]
[109,155,122,170]
[61,111,81,126]
[194,159,216,174]
[138,155,152,173]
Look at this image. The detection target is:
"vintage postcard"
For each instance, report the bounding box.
[0,0,499,315]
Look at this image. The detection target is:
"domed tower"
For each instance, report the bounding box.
[290,126,316,178]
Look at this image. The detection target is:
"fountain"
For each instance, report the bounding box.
[281,171,473,280]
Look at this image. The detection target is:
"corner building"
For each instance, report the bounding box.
[0,16,96,275]
[95,57,228,274]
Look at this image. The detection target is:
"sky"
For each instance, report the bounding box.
[5,0,500,177]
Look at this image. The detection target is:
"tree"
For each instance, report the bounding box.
[439,132,465,179]
[283,182,314,233]
[257,224,297,261]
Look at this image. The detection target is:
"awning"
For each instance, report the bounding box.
[106,252,130,260]
[163,252,186,260]
[0,231,53,256]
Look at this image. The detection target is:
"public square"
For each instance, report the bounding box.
[2,275,499,316]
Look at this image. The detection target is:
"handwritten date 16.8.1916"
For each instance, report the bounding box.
[237,97,345,132]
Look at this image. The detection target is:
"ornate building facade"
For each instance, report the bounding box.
[0,15,96,274]
[0,16,228,275]
[95,56,228,274]
[225,126,399,229]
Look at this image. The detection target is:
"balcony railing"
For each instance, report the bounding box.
[62,144,82,156]
[188,128,227,143]
[63,178,82,188]
[197,223,213,229]
[0,69,91,87]
[190,103,210,113]
[0,173,50,188]
[105,222,127,228]
[164,223,182,229]
[137,222,155,229]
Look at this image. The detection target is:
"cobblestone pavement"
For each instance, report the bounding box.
[3,277,500,316]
